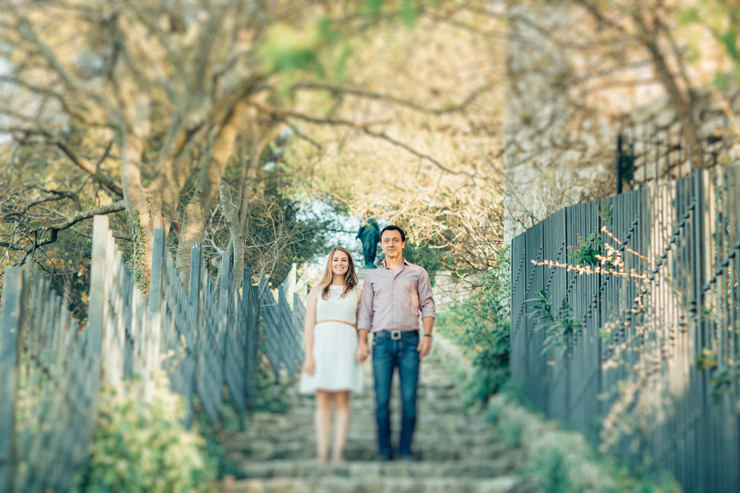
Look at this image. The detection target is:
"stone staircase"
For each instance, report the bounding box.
[220,346,537,493]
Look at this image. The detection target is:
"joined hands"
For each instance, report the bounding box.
[356,342,370,363]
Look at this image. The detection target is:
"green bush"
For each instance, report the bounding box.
[72,375,216,493]
[527,448,572,493]
[436,248,510,406]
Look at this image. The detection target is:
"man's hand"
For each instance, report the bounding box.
[417,336,432,359]
[303,358,316,375]
[356,341,370,363]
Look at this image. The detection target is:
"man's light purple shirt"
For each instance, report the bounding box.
[357,258,436,333]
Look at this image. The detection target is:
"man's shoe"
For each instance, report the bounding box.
[377,453,393,462]
[398,453,415,462]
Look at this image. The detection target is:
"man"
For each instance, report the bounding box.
[357,225,436,461]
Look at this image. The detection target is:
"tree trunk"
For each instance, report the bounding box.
[640,34,704,168]
[629,9,704,167]
[176,99,247,284]
[120,133,157,290]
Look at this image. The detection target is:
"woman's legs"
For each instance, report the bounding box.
[332,391,351,462]
[315,390,333,461]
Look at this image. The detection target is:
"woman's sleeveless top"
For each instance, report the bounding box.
[316,285,357,325]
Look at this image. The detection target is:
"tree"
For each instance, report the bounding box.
[1,0,508,291]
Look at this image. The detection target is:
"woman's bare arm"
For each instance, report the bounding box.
[354,287,368,362]
[354,286,363,318]
[303,286,320,374]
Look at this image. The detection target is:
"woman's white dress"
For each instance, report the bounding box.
[299,285,364,394]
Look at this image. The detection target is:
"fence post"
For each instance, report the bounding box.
[149,229,165,316]
[189,244,202,315]
[182,242,202,429]
[294,291,305,365]
[283,263,297,308]
[0,267,23,491]
[219,254,230,398]
[616,134,623,195]
[242,268,252,407]
[149,227,165,357]
[87,215,109,360]
[278,284,294,381]
[220,254,230,316]
[145,229,165,387]
[251,283,261,399]
[188,243,202,350]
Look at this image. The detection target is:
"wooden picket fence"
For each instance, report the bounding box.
[0,215,307,493]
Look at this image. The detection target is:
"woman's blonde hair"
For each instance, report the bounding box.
[320,247,358,300]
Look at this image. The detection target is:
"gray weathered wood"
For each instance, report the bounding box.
[1,215,308,489]
[149,228,166,315]
[189,243,202,316]
[0,267,23,492]
[86,215,109,359]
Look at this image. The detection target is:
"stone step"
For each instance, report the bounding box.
[231,433,501,451]
[253,402,468,412]
[222,475,529,493]
[240,458,521,479]
[248,412,481,430]
[234,431,495,446]
[230,440,510,461]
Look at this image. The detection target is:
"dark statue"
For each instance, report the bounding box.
[356,218,380,269]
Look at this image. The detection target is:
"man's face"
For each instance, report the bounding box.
[381,230,405,259]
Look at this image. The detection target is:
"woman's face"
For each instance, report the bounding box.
[331,250,349,276]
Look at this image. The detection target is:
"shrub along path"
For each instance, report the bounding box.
[219,337,539,493]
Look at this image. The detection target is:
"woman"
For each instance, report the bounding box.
[299,246,364,463]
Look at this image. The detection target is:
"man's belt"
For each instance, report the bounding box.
[374,330,419,341]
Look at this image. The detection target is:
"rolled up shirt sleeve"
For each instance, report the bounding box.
[418,270,436,319]
[357,280,374,332]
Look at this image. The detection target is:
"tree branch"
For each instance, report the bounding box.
[251,102,474,178]
[14,15,111,112]
[54,141,124,196]
[0,200,126,253]
[2,126,123,196]
[291,82,492,116]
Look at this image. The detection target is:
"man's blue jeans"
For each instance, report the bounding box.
[372,333,420,458]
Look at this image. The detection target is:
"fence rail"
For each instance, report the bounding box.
[0,215,307,493]
[511,165,740,493]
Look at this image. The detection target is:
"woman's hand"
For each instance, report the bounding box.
[356,342,370,363]
[303,358,316,375]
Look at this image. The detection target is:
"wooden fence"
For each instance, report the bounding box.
[511,166,740,492]
[0,215,307,493]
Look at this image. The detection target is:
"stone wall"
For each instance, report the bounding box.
[620,89,740,192]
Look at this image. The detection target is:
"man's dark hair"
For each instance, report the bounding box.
[380,225,406,242]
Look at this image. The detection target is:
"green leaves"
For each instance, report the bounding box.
[529,290,579,357]
[401,0,420,27]
[364,0,386,15]
[257,21,330,76]
[598,200,612,224]
[678,7,701,25]
[72,376,215,492]
[696,347,737,403]
[678,0,740,83]
[436,248,511,406]
[255,0,433,82]
[364,0,421,25]
[718,28,740,61]
[569,233,605,267]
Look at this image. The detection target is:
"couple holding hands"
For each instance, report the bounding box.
[299,225,436,463]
